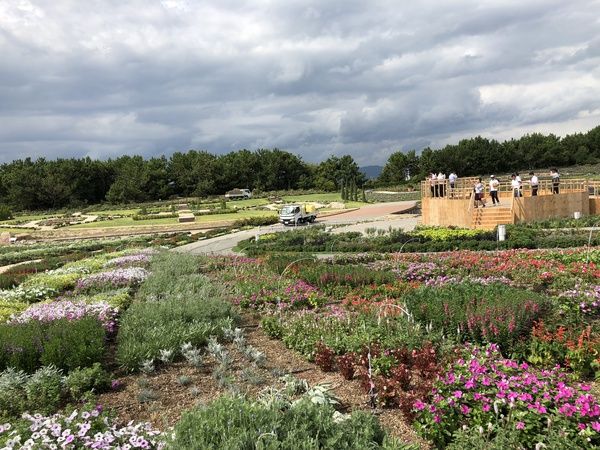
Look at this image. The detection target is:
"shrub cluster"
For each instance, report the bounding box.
[0,317,106,373]
[403,282,550,352]
[116,253,238,371]
[169,395,412,449]
[0,363,110,419]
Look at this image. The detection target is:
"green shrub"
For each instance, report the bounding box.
[116,253,237,371]
[65,363,111,399]
[169,395,410,449]
[0,368,27,418]
[116,296,235,371]
[40,317,107,372]
[403,282,550,353]
[0,204,12,221]
[0,317,106,373]
[233,215,279,227]
[298,264,395,291]
[132,213,178,220]
[21,272,81,292]
[24,365,63,414]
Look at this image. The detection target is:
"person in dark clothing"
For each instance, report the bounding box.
[551,169,560,194]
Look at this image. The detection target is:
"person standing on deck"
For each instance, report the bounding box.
[474,178,485,208]
[511,174,522,197]
[448,172,457,197]
[489,175,500,205]
[437,172,446,197]
[529,172,539,196]
[430,173,437,197]
[515,173,523,197]
[551,168,560,194]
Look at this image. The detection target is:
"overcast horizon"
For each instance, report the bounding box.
[1,0,600,166]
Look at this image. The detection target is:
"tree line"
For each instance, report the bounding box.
[378,125,600,184]
[0,150,365,211]
[1,125,599,211]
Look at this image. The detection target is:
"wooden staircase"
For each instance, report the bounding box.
[471,205,514,230]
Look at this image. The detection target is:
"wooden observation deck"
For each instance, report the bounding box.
[421,177,600,230]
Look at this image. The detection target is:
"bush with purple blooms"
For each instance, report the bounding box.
[103,251,155,268]
[0,406,165,449]
[75,267,149,293]
[9,300,118,332]
[413,344,600,448]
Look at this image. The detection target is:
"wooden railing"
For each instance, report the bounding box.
[421,177,589,199]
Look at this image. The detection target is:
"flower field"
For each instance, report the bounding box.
[206,246,600,447]
[1,237,600,448]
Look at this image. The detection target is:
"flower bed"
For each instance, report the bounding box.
[0,406,165,449]
[413,344,600,448]
[103,250,156,268]
[10,300,118,332]
[75,267,149,293]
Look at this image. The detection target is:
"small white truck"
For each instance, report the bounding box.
[279,204,317,226]
[224,188,252,200]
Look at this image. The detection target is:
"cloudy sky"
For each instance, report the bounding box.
[1,0,600,165]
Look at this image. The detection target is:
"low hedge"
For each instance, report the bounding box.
[0,317,107,373]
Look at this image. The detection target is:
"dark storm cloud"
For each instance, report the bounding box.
[0,0,599,165]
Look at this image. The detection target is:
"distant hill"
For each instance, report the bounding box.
[360,165,383,179]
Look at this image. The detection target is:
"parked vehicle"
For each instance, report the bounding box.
[225,188,252,200]
[279,204,317,226]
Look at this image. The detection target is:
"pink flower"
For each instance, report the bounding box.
[413,400,426,411]
[460,405,471,415]
[516,421,525,430]
[453,390,463,399]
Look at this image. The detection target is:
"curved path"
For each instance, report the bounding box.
[175,201,420,256]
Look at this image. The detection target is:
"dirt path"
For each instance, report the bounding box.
[0,259,42,274]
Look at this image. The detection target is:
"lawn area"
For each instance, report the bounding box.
[68,210,277,228]
[69,217,180,228]
[195,210,276,223]
[0,227,36,234]
[224,197,270,208]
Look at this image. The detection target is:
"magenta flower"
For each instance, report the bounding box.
[516,421,525,430]
[413,400,426,411]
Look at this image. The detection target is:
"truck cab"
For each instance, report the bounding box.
[279,204,317,226]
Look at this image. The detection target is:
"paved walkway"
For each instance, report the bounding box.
[175,201,420,256]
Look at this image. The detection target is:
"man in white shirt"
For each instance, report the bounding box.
[437,172,446,197]
[489,175,500,205]
[515,173,523,197]
[448,172,457,197]
[529,172,539,196]
[511,174,522,197]
[474,178,485,208]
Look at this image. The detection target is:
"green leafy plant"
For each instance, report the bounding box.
[24,365,63,414]
[64,363,111,399]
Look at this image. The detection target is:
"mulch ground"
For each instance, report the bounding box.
[97,312,429,448]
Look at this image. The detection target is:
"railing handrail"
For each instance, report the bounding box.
[421,177,590,199]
